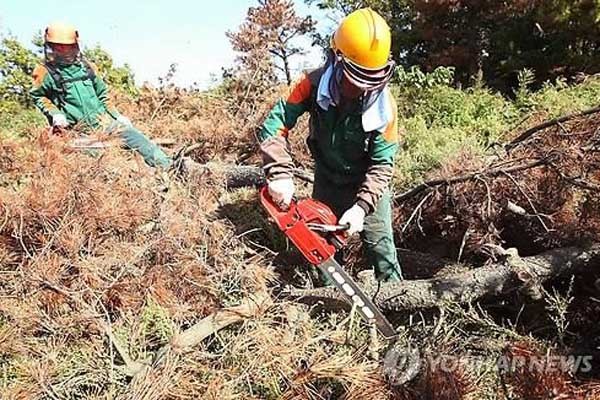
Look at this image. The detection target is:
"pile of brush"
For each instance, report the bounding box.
[395,109,600,260]
[0,136,270,397]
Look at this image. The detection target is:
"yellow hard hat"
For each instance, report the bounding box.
[45,22,79,45]
[332,8,392,70]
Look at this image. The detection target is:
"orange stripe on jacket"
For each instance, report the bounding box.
[286,74,312,105]
[382,95,399,143]
[41,98,58,111]
[32,65,48,87]
[277,126,290,138]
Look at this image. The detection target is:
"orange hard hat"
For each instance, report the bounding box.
[45,22,79,45]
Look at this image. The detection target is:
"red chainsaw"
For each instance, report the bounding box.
[260,187,397,339]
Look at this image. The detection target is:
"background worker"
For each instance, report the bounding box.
[30,22,171,168]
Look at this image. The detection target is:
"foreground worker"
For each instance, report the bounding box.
[30,22,171,168]
[259,8,403,282]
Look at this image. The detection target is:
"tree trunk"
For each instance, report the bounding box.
[285,245,600,312]
[280,49,292,85]
[190,162,313,187]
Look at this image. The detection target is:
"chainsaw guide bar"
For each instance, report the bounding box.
[260,187,397,339]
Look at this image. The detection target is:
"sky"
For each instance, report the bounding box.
[0,0,338,88]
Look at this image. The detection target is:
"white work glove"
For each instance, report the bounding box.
[339,204,366,236]
[116,114,132,127]
[267,177,295,209]
[52,113,68,128]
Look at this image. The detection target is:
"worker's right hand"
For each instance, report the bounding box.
[268,177,295,209]
[52,113,68,128]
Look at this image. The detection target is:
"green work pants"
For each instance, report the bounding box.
[312,170,403,282]
[107,121,171,168]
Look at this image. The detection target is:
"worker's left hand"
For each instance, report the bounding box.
[339,204,366,236]
[116,115,132,127]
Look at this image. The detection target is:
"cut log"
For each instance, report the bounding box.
[285,245,600,312]
[190,162,313,187]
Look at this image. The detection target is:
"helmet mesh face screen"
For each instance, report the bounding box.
[339,53,396,91]
[45,43,80,65]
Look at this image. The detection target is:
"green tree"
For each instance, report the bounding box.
[0,35,138,107]
[408,0,600,91]
[306,0,416,65]
[0,36,40,106]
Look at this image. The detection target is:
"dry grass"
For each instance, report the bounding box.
[0,103,380,398]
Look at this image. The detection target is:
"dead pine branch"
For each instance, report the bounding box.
[501,171,553,233]
[401,192,433,233]
[170,291,272,351]
[102,323,148,378]
[394,157,551,204]
[507,105,600,148]
[150,292,273,369]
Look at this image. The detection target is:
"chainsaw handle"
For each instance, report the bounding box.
[259,186,349,262]
[261,187,293,212]
[307,223,350,233]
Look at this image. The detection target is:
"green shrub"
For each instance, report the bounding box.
[0,100,46,139]
[395,117,486,187]
[83,46,138,97]
[0,36,40,106]
[525,75,600,118]
[392,67,600,189]
[140,299,175,348]
[393,76,517,187]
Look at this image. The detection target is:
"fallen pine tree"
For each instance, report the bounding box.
[185,108,600,319]
[285,244,600,311]
[180,109,600,313]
